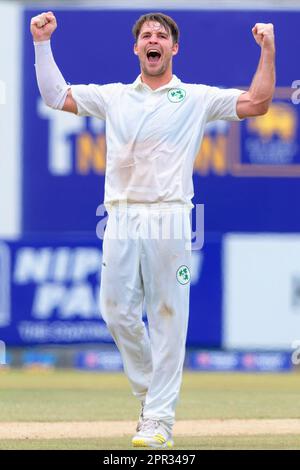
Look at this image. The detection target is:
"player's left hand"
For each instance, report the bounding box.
[252,23,275,50]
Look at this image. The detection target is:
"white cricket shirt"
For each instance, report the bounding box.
[71,75,243,206]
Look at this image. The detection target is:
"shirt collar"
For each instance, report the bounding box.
[131,74,181,91]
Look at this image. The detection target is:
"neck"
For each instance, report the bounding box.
[140,69,173,90]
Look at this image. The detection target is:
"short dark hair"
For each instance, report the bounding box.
[132,12,179,44]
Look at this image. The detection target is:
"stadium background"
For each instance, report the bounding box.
[1,0,300,371]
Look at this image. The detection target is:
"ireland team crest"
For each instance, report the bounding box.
[168,88,186,103]
[176,265,190,285]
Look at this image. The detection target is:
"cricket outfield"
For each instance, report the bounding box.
[0,370,299,450]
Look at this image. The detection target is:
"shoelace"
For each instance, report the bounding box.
[140,418,160,432]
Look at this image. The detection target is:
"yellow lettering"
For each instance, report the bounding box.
[194,135,227,176]
[76,133,106,174]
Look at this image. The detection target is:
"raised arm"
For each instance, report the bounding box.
[236,23,275,119]
[30,11,77,114]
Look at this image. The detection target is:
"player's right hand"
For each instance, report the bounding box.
[30,11,57,42]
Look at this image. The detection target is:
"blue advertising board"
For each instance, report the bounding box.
[12,8,300,347]
[0,239,107,345]
[0,238,215,346]
[187,350,292,372]
[22,9,300,234]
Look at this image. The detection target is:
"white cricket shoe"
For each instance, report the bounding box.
[132,418,174,448]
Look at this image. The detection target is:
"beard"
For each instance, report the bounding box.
[140,57,170,77]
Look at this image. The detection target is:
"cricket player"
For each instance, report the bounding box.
[30,11,275,448]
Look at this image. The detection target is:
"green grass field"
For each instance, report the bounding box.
[0,369,299,449]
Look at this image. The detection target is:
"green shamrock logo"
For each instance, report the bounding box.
[176,265,191,285]
[168,88,186,103]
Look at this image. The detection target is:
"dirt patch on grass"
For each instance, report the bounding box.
[0,420,300,439]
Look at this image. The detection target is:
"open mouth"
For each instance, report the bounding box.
[146,50,162,64]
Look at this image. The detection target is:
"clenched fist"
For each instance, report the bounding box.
[30,11,57,42]
[252,23,275,50]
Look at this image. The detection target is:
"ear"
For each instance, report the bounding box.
[133,43,138,55]
[172,42,179,56]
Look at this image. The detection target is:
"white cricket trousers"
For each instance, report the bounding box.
[100,203,191,426]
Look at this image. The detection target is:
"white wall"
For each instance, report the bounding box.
[224,234,300,349]
[0,2,21,238]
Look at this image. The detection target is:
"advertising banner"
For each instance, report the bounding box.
[0,238,213,346]
[22,9,300,234]
[3,8,298,348]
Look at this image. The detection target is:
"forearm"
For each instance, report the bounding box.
[237,23,275,119]
[34,40,69,109]
[247,46,275,111]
